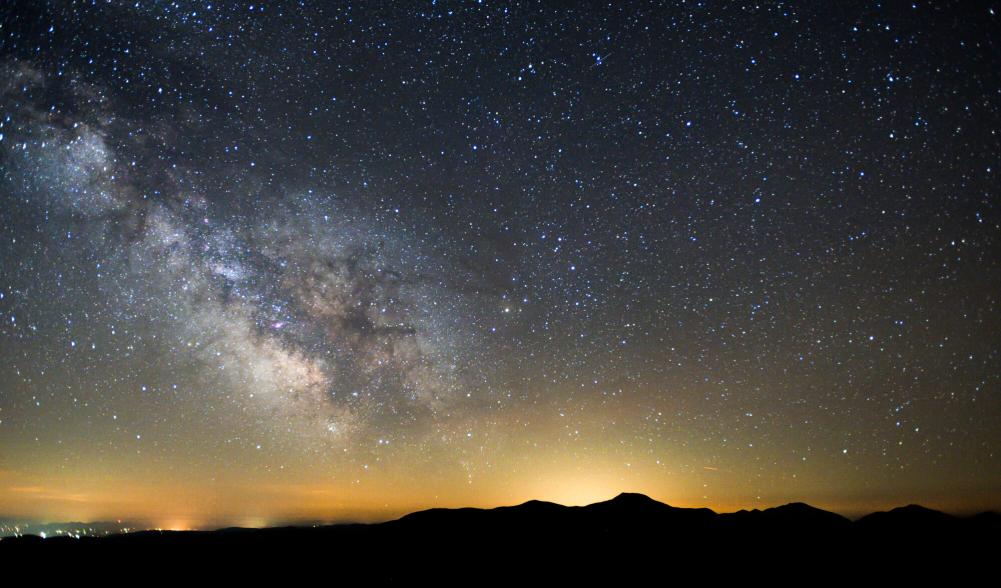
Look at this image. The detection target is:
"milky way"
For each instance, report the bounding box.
[1,1,999,525]
[2,56,484,453]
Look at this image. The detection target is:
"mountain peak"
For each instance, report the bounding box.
[608,492,661,504]
[771,502,829,513]
[508,499,564,511]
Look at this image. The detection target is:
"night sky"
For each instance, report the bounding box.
[1,1,999,529]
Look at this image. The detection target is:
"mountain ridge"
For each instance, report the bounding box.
[4,492,997,539]
[2,492,996,579]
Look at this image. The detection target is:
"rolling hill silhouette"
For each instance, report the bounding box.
[2,493,995,579]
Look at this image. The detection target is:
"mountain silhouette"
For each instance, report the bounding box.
[719,501,852,531]
[2,493,996,580]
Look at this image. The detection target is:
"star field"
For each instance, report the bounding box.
[0,1,999,527]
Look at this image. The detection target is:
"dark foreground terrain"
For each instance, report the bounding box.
[2,493,997,580]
